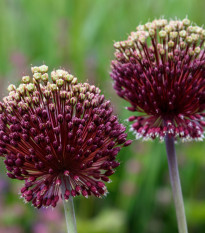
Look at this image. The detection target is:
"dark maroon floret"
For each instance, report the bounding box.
[110,18,205,141]
[0,65,131,208]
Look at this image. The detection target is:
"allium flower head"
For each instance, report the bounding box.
[111,18,205,141]
[0,65,131,208]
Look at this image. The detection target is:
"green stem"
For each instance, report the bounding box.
[61,179,77,233]
[165,134,188,233]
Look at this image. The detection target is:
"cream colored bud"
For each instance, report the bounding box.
[56,79,64,88]
[188,49,194,56]
[49,103,55,112]
[137,25,145,31]
[60,91,67,99]
[114,42,121,49]
[168,52,173,60]
[41,73,49,83]
[14,93,20,101]
[62,71,69,79]
[138,36,146,44]
[164,25,172,33]
[79,93,85,101]
[50,84,57,92]
[159,30,167,38]
[145,22,154,30]
[149,29,155,37]
[125,49,130,57]
[89,85,96,93]
[95,87,101,94]
[25,97,32,104]
[170,31,178,39]
[83,83,90,91]
[159,49,165,55]
[39,65,48,73]
[84,100,90,108]
[179,30,187,38]
[70,97,77,105]
[157,43,163,50]
[18,84,26,95]
[22,76,30,84]
[161,19,168,26]
[71,77,78,85]
[201,30,205,39]
[32,97,39,105]
[188,26,194,33]
[191,33,199,42]
[43,90,51,99]
[27,83,35,92]
[80,87,86,94]
[180,42,186,49]
[168,40,174,48]
[51,71,58,82]
[194,47,200,54]
[7,106,13,114]
[9,91,15,97]
[65,74,74,83]
[18,102,29,111]
[31,66,40,74]
[186,36,193,44]
[87,93,94,100]
[72,85,79,93]
[56,69,64,78]
[169,20,178,30]
[33,72,42,82]
[120,41,126,48]
[126,40,134,48]
[182,18,190,27]
[91,99,98,107]
[130,32,138,41]
[7,84,16,92]
[66,92,73,99]
[193,26,202,34]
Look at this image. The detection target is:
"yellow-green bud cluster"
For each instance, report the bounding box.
[113,18,204,62]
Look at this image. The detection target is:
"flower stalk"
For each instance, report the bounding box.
[61,178,77,233]
[165,135,188,233]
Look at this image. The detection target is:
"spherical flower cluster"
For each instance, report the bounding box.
[110,18,205,141]
[0,65,131,208]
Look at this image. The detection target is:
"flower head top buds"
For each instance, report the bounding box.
[111,18,205,141]
[0,65,132,208]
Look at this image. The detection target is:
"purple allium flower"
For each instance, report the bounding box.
[0,65,132,208]
[110,18,205,141]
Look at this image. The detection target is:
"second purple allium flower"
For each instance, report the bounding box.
[111,18,205,141]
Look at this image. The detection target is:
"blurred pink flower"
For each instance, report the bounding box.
[40,207,63,222]
[0,226,22,233]
[33,223,49,233]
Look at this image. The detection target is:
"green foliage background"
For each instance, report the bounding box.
[0,0,204,232]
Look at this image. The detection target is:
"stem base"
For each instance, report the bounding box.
[165,135,188,233]
[61,179,77,233]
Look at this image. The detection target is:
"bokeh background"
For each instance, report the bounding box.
[0,0,205,232]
